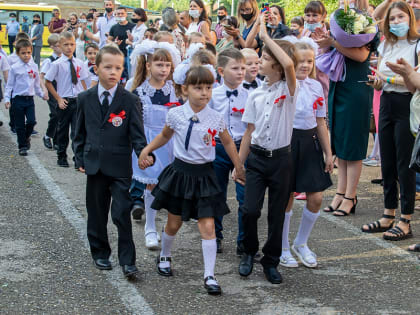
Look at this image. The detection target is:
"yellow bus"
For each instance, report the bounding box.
[0,3,59,47]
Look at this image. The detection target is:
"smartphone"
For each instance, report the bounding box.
[357,80,374,83]
[261,3,270,13]
[222,24,233,30]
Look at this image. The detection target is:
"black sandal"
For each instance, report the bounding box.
[408,244,420,252]
[323,193,345,213]
[333,196,357,216]
[383,217,413,241]
[361,214,395,233]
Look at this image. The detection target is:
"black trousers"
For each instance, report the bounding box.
[12,96,36,149]
[46,97,58,144]
[86,171,136,266]
[241,146,292,267]
[8,35,16,53]
[379,92,416,215]
[56,98,77,158]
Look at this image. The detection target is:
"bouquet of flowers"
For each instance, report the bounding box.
[335,7,377,35]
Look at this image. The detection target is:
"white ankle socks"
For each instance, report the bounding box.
[144,190,157,236]
[282,211,293,252]
[159,231,175,268]
[202,239,217,285]
[294,206,320,247]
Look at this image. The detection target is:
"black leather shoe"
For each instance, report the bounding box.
[204,276,222,295]
[122,265,139,278]
[216,238,223,254]
[19,148,28,156]
[57,157,69,167]
[263,266,283,284]
[43,136,53,149]
[131,203,145,221]
[156,255,173,277]
[94,258,112,270]
[238,254,254,277]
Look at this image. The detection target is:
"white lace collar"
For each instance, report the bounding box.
[139,79,173,97]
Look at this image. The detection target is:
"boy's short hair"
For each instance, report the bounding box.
[60,31,76,42]
[15,39,32,53]
[191,49,216,66]
[47,33,61,46]
[153,31,172,42]
[145,28,158,35]
[188,32,205,45]
[87,13,94,20]
[204,42,216,56]
[217,48,245,69]
[85,42,99,53]
[96,44,124,66]
[16,32,30,41]
[116,6,127,12]
[262,40,297,80]
[241,48,259,59]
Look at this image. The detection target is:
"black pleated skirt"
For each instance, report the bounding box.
[151,158,230,221]
[291,128,332,193]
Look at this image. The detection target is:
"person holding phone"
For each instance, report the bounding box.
[216,17,240,52]
[48,9,67,34]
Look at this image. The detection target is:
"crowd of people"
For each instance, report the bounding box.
[0,0,419,295]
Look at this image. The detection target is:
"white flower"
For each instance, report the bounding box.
[363,26,377,34]
[353,21,364,34]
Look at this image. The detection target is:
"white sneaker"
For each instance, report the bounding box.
[279,249,298,268]
[145,232,159,250]
[292,244,317,268]
[363,158,381,167]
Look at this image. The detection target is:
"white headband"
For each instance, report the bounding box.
[130,39,181,68]
[173,62,217,85]
[281,35,319,53]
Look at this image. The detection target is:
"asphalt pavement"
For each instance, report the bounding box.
[0,97,419,315]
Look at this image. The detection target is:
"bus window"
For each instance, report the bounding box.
[18,11,39,24]
[0,10,17,25]
[43,12,52,25]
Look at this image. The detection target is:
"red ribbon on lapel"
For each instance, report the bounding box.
[164,102,181,107]
[108,110,126,123]
[76,66,81,78]
[313,97,324,110]
[208,128,217,147]
[274,95,286,104]
[232,107,244,114]
[28,69,35,79]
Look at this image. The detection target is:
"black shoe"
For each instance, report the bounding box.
[43,136,53,149]
[216,238,223,254]
[122,265,139,278]
[31,129,38,135]
[0,120,3,127]
[11,128,16,134]
[53,144,59,151]
[19,148,28,156]
[94,258,112,270]
[204,276,222,295]
[131,203,145,221]
[263,266,283,284]
[57,157,69,167]
[156,255,173,277]
[238,254,254,277]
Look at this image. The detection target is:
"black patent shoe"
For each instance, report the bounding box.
[122,265,139,279]
[156,255,173,277]
[204,276,222,295]
[238,254,254,277]
[94,258,112,270]
[19,148,28,156]
[43,136,53,149]
[57,157,69,167]
[263,266,283,284]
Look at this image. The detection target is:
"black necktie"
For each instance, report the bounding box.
[243,80,258,90]
[68,58,78,85]
[184,115,199,151]
[101,91,110,119]
[226,90,238,98]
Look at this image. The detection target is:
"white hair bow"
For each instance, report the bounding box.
[173,62,216,85]
[281,36,319,54]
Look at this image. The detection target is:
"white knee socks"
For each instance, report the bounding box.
[294,205,320,247]
[159,231,175,268]
[202,239,217,285]
[282,211,293,255]
[144,190,157,236]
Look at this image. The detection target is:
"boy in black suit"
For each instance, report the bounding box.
[73,45,154,278]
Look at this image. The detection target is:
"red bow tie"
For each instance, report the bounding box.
[88,62,95,67]
[313,97,324,110]
[232,107,244,114]
[208,128,217,146]
[164,102,181,107]
[274,95,286,104]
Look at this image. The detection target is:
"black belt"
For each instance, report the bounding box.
[382,91,411,96]
[64,97,77,101]
[250,144,291,158]
[215,138,242,146]
[13,95,34,100]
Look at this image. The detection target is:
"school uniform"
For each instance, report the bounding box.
[151,102,229,221]
[73,83,150,268]
[291,78,332,192]
[40,53,60,147]
[0,52,10,102]
[45,55,88,162]
[242,78,262,92]
[241,79,298,269]
[84,60,98,88]
[4,59,44,149]
[209,84,248,247]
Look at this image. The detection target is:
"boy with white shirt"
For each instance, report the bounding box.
[209,48,248,255]
[241,48,262,91]
[4,39,48,156]
[45,32,89,168]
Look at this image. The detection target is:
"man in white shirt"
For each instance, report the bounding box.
[93,0,117,48]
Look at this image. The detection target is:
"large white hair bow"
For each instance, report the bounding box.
[281,36,319,54]
[173,62,216,85]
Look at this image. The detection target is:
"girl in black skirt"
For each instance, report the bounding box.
[138,66,245,295]
[280,40,333,269]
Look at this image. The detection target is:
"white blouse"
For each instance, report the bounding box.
[166,102,226,164]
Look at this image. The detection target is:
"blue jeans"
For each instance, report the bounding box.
[416,173,420,192]
[12,96,36,149]
[213,140,244,246]
[130,179,145,206]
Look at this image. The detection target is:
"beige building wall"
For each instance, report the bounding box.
[18,0,106,17]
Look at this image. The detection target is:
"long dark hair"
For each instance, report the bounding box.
[190,0,207,22]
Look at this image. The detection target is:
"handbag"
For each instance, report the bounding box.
[409,126,420,172]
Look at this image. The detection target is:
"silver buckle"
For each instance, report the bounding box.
[267,150,273,158]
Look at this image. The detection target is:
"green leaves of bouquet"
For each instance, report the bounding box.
[335,8,376,35]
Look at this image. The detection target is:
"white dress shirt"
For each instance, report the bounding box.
[209,84,248,142]
[166,102,226,164]
[293,78,325,130]
[132,23,147,47]
[98,82,118,104]
[242,80,298,150]
[4,59,44,103]
[45,55,89,98]
[0,53,10,72]
[40,52,60,74]
[96,13,117,48]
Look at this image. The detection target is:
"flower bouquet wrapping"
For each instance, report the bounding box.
[316,7,378,81]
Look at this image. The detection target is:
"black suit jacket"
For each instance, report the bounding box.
[74,84,148,178]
